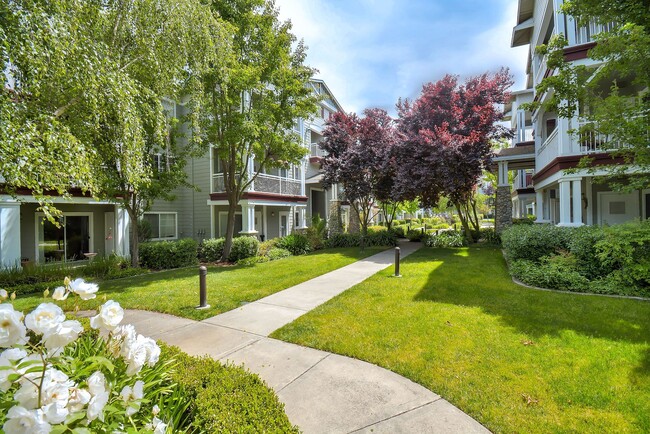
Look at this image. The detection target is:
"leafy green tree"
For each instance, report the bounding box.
[527,0,649,190]
[198,0,319,261]
[1,0,227,266]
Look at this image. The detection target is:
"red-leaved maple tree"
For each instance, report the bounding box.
[321,108,401,237]
[395,69,513,240]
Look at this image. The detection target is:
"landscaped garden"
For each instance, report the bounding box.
[272,246,650,433]
[8,246,387,321]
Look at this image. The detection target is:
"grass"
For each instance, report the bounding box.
[10,247,386,320]
[271,246,650,433]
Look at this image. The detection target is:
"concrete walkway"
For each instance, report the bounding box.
[125,243,489,433]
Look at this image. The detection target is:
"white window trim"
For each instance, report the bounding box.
[34,212,94,264]
[143,212,178,241]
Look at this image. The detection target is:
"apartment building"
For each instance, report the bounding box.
[0,79,343,267]
[494,0,649,232]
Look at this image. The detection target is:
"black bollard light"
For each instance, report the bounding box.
[196,265,210,310]
[394,247,401,278]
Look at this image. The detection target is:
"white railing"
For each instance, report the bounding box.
[514,127,534,145]
[575,21,617,45]
[537,128,559,171]
[213,173,301,195]
[310,143,326,158]
[533,53,549,87]
[513,172,534,190]
[577,120,628,153]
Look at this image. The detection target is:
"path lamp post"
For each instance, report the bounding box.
[196,265,210,310]
[394,247,401,278]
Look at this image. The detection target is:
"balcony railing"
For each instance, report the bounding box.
[537,128,559,171]
[577,120,629,153]
[212,173,301,196]
[513,172,534,190]
[310,143,326,158]
[575,21,617,45]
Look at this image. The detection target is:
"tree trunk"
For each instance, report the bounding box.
[454,200,472,243]
[126,204,139,268]
[221,191,239,262]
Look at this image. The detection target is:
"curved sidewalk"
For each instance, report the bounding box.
[125,243,489,433]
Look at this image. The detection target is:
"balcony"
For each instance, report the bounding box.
[574,20,617,46]
[513,172,534,190]
[212,173,301,196]
[537,127,559,171]
[310,143,326,158]
[577,120,630,154]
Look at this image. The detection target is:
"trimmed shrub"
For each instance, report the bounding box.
[501,224,572,262]
[365,230,398,246]
[139,238,198,269]
[509,257,590,292]
[424,231,467,248]
[367,225,387,233]
[479,228,501,245]
[566,226,605,279]
[162,344,299,433]
[277,233,311,256]
[259,238,280,256]
[392,225,408,238]
[229,236,259,262]
[325,233,361,248]
[201,238,225,262]
[267,247,292,260]
[406,229,425,242]
[594,220,650,289]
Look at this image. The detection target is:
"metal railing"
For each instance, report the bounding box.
[212,173,301,195]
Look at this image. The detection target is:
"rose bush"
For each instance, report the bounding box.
[0,278,174,434]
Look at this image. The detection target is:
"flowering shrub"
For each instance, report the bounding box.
[0,278,174,433]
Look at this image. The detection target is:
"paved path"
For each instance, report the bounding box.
[125,242,489,433]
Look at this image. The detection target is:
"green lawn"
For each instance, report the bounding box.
[271,247,650,433]
[11,247,386,320]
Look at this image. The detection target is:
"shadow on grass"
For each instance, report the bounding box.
[412,247,650,347]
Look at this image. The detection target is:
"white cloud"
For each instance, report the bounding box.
[275,0,530,115]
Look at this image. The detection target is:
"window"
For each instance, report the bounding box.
[143,213,177,240]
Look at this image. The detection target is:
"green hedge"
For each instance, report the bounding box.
[201,238,225,262]
[277,233,311,256]
[229,236,259,262]
[424,231,466,248]
[162,344,298,433]
[502,221,650,296]
[324,231,398,248]
[140,238,198,270]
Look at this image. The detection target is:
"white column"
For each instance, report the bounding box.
[300,160,306,196]
[247,156,255,192]
[585,178,593,225]
[535,190,546,222]
[0,203,22,268]
[115,206,130,258]
[558,181,572,226]
[240,201,258,235]
[572,179,583,226]
[297,206,307,229]
[498,161,509,187]
[558,117,571,156]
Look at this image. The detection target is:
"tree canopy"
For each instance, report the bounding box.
[198,0,319,260]
[1,0,229,265]
[395,70,513,240]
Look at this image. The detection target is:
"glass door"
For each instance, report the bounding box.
[37,215,91,263]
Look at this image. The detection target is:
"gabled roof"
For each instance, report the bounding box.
[310,79,344,113]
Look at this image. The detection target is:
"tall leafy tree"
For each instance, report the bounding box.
[198,0,319,261]
[1,0,227,266]
[321,108,401,237]
[528,0,649,190]
[395,71,512,241]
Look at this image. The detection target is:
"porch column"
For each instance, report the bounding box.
[572,179,583,226]
[495,161,512,233]
[240,201,258,235]
[535,190,546,223]
[0,203,21,268]
[115,206,130,258]
[300,160,306,196]
[558,180,572,226]
[297,206,307,229]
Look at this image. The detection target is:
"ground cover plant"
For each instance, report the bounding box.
[272,247,650,433]
[9,248,386,321]
[502,221,650,296]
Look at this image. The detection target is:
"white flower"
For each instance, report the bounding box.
[90,300,124,332]
[42,320,83,354]
[67,387,91,412]
[68,278,98,300]
[24,303,65,336]
[120,380,144,416]
[123,335,160,376]
[14,380,39,409]
[0,348,27,392]
[86,371,109,422]
[146,416,168,434]
[39,369,73,423]
[51,286,68,301]
[0,289,7,299]
[0,304,27,347]
[2,406,51,434]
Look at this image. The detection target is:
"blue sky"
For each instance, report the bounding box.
[275,0,529,114]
